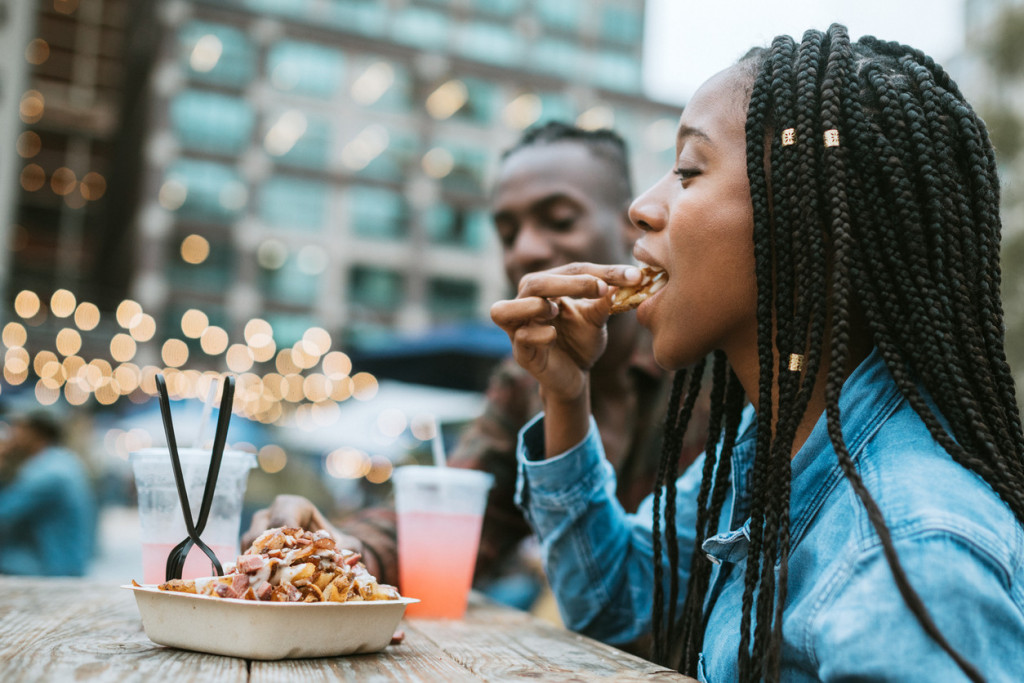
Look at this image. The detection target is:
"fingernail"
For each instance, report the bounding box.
[624,266,641,282]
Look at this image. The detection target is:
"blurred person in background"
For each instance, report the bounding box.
[246,121,708,615]
[0,410,96,576]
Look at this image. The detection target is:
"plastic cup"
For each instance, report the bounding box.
[393,466,493,618]
[130,447,256,585]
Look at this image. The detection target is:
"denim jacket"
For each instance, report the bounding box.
[515,350,1024,681]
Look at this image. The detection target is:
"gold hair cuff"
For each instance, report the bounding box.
[823,129,840,147]
[781,128,796,146]
[788,353,805,372]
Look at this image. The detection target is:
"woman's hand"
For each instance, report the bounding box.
[490,263,641,457]
[491,263,641,401]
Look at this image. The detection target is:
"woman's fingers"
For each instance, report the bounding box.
[490,296,557,332]
[535,262,643,288]
[517,272,608,300]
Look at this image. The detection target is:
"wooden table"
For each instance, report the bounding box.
[0,577,694,682]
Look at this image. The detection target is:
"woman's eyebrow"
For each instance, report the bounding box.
[677,125,712,147]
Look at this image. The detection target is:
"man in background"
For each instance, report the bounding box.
[0,410,96,576]
[245,122,707,608]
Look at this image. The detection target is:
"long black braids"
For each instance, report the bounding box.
[651,358,706,664]
[652,23,1024,682]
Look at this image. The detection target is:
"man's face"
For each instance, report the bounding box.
[491,142,635,288]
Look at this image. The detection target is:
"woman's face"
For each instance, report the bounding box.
[628,65,758,372]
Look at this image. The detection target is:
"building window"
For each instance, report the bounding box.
[589,50,641,93]
[327,0,388,36]
[531,38,582,80]
[242,0,311,21]
[456,21,524,66]
[168,237,234,293]
[598,5,642,46]
[537,92,576,125]
[473,0,524,18]
[260,177,328,232]
[536,0,584,33]
[430,77,499,124]
[267,40,346,99]
[350,265,404,311]
[350,186,407,240]
[266,312,318,347]
[431,142,488,194]
[349,58,412,113]
[423,204,488,249]
[427,277,479,321]
[263,110,331,170]
[178,21,255,89]
[351,129,418,182]
[260,252,321,305]
[170,90,254,156]
[164,160,247,223]
[391,7,451,52]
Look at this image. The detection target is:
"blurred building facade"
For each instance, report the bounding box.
[1,0,682,417]
[129,0,680,363]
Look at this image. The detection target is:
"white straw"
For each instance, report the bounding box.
[431,418,447,467]
[193,377,220,449]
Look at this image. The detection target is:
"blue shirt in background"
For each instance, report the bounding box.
[515,349,1024,681]
[0,446,96,576]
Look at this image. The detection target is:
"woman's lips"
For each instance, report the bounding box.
[635,275,666,323]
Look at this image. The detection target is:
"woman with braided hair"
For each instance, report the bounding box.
[491,24,1024,682]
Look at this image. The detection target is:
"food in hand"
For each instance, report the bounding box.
[609,265,667,314]
[156,527,401,603]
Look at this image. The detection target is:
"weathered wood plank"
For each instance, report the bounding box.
[0,580,695,682]
[250,624,476,682]
[409,611,688,682]
[0,578,247,683]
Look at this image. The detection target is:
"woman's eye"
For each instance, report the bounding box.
[673,168,700,183]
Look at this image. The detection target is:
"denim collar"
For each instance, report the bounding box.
[704,348,903,563]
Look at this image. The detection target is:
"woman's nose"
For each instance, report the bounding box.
[628,184,668,233]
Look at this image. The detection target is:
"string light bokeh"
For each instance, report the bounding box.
[0,287,458,483]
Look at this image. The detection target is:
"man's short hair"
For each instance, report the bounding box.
[502,121,633,199]
[17,410,64,443]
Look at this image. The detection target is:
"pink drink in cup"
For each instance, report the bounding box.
[393,466,493,618]
[130,448,256,584]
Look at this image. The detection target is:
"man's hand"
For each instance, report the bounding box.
[242,495,365,559]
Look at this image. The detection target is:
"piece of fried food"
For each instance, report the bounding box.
[157,578,197,594]
[609,265,668,314]
[156,526,401,603]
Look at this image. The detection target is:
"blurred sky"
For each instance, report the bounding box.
[642,0,965,105]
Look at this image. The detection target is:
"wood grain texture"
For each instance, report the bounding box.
[0,579,694,682]
[0,578,246,683]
